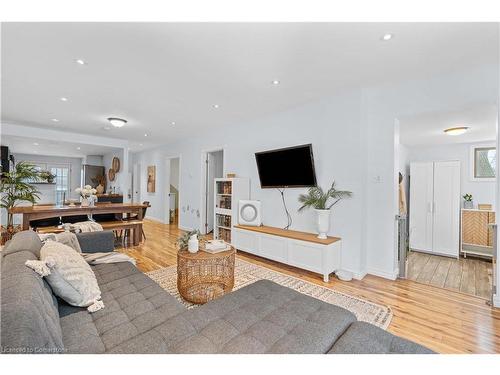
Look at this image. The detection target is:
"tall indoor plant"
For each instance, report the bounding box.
[298,181,352,239]
[0,161,42,242]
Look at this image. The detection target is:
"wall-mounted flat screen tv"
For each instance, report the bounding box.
[255,144,317,188]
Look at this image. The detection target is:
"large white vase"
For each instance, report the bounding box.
[81,197,90,207]
[315,209,331,239]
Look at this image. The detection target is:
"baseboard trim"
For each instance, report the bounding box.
[340,268,367,280]
[493,294,500,308]
[367,267,399,280]
[145,216,166,224]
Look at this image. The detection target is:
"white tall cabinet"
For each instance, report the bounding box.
[409,161,461,258]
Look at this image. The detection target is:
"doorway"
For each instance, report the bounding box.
[396,104,497,301]
[201,149,224,234]
[166,157,180,227]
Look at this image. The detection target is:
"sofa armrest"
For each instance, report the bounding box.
[76,231,115,253]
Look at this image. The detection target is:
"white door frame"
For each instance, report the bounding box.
[199,147,225,234]
[164,155,182,225]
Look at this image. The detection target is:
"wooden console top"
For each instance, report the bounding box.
[234,225,340,245]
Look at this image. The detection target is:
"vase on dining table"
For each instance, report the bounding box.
[81,197,90,207]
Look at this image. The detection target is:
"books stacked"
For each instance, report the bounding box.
[204,240,231,254]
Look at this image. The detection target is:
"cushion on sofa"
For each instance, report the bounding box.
[2,230,43,258]
[76,231,115,253]
[328,321,435,354]
[1,250,64,353]
[59,261,186,353]
[109,279,357,354]
[26,241,104,312]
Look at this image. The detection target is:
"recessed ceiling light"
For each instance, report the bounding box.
[60,97,68,102]
[144,133,148,137]
[171,121,176,125]
[381,33,393,41]
[77,147,81,150]
[444,126,469,136]
[107,117,127,128]
[213,104,220,109]
[272,80,280,85]
[75,59,87,65]
[33,142,39,146]
[139,143,143,146]
[51,118,59,122]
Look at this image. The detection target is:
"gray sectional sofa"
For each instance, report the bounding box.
[0,230,433,354]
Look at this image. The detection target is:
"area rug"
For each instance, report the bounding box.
[146,258,393,329]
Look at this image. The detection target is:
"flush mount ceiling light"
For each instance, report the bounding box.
[75,59,87,65]
[272,80,280,85]
[381,33,393,41]
[60,97,68,102]
[107,117,127,128]
[444,126,469,136]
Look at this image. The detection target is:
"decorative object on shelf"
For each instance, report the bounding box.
[463,193,473,209]
[298,180,352,239]
[91,174,106,194]
[238,200,262,226]
[147,165,156,192]
[478,203,492,211]
[176,230,202,252]
[0,161,42,244]
[188,233,199,253]
[112,157,121,173]
[75,185,97,208]
[39,170,56,184]
[108,168,115,182]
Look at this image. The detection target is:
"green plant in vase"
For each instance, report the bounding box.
[0,161,42,241]
[298,180,352,239]
[463,193,473,209]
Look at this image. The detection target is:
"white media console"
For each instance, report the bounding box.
[233,225,342,282]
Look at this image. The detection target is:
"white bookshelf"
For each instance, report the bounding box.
[213,177,250,245]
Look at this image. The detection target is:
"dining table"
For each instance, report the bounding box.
[9,202,149,232]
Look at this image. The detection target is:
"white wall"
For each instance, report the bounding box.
[133,89,367,278]
[84,155,104,166]
[405,141,496,209]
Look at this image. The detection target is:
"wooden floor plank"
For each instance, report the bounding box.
[430,257,452,288]
[416,253,440,284]
[118,220,500,354]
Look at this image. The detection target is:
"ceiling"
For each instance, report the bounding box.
[399,103,497,146]
[1,23,498,147]
[2,134,122,159]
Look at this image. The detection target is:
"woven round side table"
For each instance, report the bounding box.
[177,247,236,304]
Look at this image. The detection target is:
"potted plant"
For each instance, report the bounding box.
[0,161,42,244]
[463,193,473,209]
[298,181,352,239]
[39,170,56,184]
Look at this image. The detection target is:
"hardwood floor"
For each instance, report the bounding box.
[117,220,500,354]
[407,251,493,299]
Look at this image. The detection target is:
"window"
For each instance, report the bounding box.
[49,164,70,204]
[472,146,496,180]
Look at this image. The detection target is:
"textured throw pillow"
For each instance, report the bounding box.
[2,230,43,258]
[25,240,104,312]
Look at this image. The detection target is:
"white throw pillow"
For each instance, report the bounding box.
[25,240,104,312]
